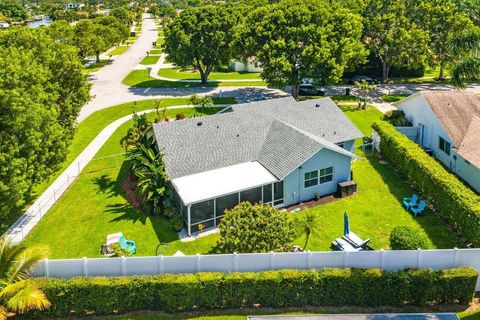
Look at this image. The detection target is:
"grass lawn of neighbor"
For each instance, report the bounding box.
[149,49,162,55]
[158,67,263,81]
[110,46,129,56]
[124,70,267,88]
[140,55,161,65]
[390,66,451,84]
[83,59,110,74]
[23,103,460,258]
[381,94,410,102]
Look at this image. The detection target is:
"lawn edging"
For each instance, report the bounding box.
[372,121,480,246]
[29,267,477,318]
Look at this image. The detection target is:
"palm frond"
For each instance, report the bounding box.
[451,55,480,88]
[2,281,51,314]
[6,247,48,284]
[0,306,8,320]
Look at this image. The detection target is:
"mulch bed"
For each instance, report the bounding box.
[122,174,143,209]
[284,193,351,212]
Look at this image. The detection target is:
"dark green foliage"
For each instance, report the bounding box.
[169,213,184,232]
[29,267,477,317]
[382,110,412,126]
[390,226,429,250]
[164,5,241,84]
[218,202,296,253]
[372,121,480,246]
[0,0,28,21]
[0,28,90,227]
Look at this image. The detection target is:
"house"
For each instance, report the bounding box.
[230,57,262,73]
[153,97,363,235]
[0,22,10,28]
[65,3,85,10]
[395,91,480,193]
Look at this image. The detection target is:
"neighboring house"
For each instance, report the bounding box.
[230,57,262,73]
[0,22,10,28]
[396,91,480,193]
[65,3,85,10]
[153,97,363,235]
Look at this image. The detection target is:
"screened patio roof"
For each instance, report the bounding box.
[171,161,278,205]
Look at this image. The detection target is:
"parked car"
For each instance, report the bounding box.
[298,84,325,96]
[349,75,378,85]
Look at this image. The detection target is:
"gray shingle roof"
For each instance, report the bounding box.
[152,96,363,179]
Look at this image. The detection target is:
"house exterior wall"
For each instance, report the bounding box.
[229,60,262,73]
[283,148,353,206]
[397,94,480,193]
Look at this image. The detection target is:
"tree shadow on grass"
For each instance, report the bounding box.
[106,203,148,225]
[92,174,118,198]
[362,152,462,249]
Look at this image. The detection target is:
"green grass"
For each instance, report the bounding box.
[389,66,451,84]
[140,55,161,65]
[149,49,162,55]
[2,98,236,236]
[110,46,129,56]
[124,70,267,88]
[459,310,480,320]
[23,102,459,258]
[157,67,262,81]
[156,37,165,45]
[83,59,110,74]
[381,94,410,103]
[22,107,224,259]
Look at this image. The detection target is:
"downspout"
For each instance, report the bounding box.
[187,206,191,236]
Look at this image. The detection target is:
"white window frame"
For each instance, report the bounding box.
[319,167,334,184]
[304,170,319,188]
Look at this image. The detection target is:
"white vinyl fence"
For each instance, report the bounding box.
[32,248,480,290]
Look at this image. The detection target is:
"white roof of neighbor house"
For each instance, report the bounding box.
[172,161,278,205]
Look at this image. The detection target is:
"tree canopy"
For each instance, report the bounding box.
[0,27,90,224]
[240,0,367,97]
[218,202,296,253]
[164,5,241,84]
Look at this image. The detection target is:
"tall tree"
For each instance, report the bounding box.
[409,0,475,79]
[0,28,90,224]
[240,0,367,98]
[363,0,429,82]
[451,28,480,87]
[0,236,50,319]
[164,5,241,84]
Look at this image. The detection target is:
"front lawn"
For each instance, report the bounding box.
[23,104,459,258]
[83,59,110,74]
[381,93,409,102]
[123,70,267,87]
[110,46,129,56]
[149,49,162,55]
[157,67,262,81]
[140,55,161,65]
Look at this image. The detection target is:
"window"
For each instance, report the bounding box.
[240,186,262,204]
[304,171,318,188]
[263,184,272,203]
[190,200,214,224]
[439,136,451,155]
[319,167,334,184]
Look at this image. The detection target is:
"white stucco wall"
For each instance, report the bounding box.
[397,94,480,193]
[283,147,353,206]
[229,60,262,73]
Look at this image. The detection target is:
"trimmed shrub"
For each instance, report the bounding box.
[390,226,429,250]
[170,213,184,232]
[372,121,480,246]
[383,110,412,126]
[28,267,477,318]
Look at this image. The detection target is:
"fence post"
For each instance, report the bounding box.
[270,252,275,270]
[121,256,126,276]
[453,247,459,266]
[343,251,349,267]
[157,255,164,274]
[77,161,81,175]
[44,259,49,278]
[82,257,88,277]
[416,248,422,268]
[380,249,385,269]
[233,252,238,272]
[307,251,312,269]
[53,189,56,202]
[196,254,201,272]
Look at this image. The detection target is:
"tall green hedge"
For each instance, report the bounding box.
[372,121,480,246]
[29,267,477,318]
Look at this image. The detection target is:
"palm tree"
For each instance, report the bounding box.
[300,211,318,250]
[354,80,376,110]
[187,94,213,115]
[127,139,171,215]
[0,236,50,319]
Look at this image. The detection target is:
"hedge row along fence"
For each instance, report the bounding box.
[30,267,477,318]
[372,121,480,246]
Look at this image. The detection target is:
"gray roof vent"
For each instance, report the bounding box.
[197,121,203,126]
[315,104,320,108]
